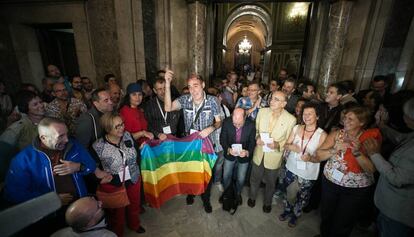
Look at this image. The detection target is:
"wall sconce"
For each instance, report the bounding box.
[288,3,309,25]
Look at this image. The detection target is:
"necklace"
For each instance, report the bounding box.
[105,135,120,145]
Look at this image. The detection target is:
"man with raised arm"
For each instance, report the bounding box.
[164,70,222,213]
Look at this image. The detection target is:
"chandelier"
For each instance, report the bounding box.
[288,3,309,25]
[238,36,252,55]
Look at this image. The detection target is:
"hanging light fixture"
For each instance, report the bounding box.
[238,36,252,55]
[288,3,309,25]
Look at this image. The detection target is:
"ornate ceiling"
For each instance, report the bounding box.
[226,14,267,49]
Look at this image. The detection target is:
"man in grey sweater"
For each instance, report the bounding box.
[364,97,414,237]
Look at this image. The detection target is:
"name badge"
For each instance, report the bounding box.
[162,126,172,134]
[332,169,344,182]
[119,166,131,181]
[190,129,198,135]
[297,161,307,170]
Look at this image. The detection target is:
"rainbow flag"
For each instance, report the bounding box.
[140,133,217,208]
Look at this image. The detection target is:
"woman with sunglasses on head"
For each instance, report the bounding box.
[92,112,145,236]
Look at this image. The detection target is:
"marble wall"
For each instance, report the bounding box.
[142,0,158,84]
[87,0,120,86]
[156,0,189,91]
[0,2,96,87]
[317,1,354,94]
[187,1,207,79]
[337,0,373,84]
[112,0,146,88]
[0,20,22,94]
[302,1,329,84]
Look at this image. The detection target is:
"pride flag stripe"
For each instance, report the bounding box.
[140,134,217,208]
[141,160,212,185]
[143,172,211,197]
[144,183,207,208]
[141,152,216,171]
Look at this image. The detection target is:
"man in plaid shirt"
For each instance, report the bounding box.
[164,70,222,213]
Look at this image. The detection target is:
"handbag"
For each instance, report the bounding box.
[96,155,130,209]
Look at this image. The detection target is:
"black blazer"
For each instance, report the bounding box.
[220,117,256,163]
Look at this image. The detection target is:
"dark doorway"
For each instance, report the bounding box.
[34,23,79,77]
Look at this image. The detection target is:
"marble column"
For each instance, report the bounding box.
[317,0,354,94]
[187,0,207,78]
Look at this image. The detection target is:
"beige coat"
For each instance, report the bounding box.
[253,108,296,170]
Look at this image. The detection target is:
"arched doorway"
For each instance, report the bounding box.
[222,5,272,82]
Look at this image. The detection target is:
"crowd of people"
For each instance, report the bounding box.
[0,64,413,237]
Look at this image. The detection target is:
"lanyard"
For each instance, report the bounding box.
[156,97,168,124]
[192,99,205,124]
[301,128,317,155]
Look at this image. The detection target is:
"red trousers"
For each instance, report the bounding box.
[101,178,141,237]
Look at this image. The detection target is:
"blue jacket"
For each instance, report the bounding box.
[3,138,96,204]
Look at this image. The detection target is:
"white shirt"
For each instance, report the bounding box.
[285,125,324,180]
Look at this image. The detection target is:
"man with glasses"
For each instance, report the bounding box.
[235,81,267,121]
[248,91,296,213]
[144,77,181,140]
[46,82,87,135]
[52,196,116,236]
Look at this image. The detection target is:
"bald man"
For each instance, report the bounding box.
[248,91,296,213]
[51,196,116,237]
[220,108,256,203]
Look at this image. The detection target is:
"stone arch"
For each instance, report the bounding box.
[223,5,273,48]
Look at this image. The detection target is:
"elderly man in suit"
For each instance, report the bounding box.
[220,108,256,204]
[248,91,296,213]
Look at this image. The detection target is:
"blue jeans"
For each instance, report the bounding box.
[377,212,414,237]
[222,159,249,195]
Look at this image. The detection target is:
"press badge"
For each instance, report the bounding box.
[297,160,307,170]
[119,166,132,181]
[162,126,172,134]
[332,169,344,182]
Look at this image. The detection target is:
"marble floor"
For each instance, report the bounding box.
[125,186,376,237]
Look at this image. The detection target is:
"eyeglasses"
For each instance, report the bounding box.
[114,123,125,130]
[270,97,285,102]
[54,88,67,93]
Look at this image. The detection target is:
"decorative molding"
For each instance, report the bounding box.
[222,4,273,47]
[185,0,208,5]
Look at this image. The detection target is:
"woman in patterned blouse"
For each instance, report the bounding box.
[304,105,382,237]
[93,112,145,236]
